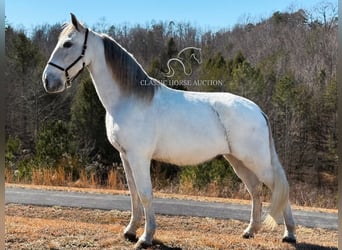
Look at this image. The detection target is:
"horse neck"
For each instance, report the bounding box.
[86,32,123,112]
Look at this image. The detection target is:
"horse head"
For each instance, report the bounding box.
[42,13,89,93]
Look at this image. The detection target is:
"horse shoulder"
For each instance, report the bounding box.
[105,102,158,155]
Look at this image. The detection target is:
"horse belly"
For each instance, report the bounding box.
[153,138,227,166]
[153,118,229,166]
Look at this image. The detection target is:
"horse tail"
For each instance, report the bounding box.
[262,112,289,228]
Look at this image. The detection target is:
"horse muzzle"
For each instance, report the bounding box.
[43,73,66,93]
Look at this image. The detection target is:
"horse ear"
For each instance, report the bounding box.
[70,13,79,29]
[70,13,85,32]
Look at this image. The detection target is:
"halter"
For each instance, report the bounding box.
[48,28,89,88]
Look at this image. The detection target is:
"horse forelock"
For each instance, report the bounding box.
[59,23,76,40]
[101,34,159,101]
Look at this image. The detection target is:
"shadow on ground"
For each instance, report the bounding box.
[146,241,337,250]
[150,240,182,250]
[295,243,337,250]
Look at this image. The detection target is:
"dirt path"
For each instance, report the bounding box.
[6,204,337,250]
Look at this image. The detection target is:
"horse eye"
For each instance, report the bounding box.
[63,41,73,48]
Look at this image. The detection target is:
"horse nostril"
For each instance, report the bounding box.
[43,75,65,93]
[44,77,49,87]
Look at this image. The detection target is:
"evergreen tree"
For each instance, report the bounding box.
[36,120,74,164]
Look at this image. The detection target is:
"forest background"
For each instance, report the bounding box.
[5,2,337,208]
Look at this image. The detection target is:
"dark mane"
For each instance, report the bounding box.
[102,34,159,101]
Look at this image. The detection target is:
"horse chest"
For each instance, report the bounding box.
[105,109,156,154]
[105,117,125,153]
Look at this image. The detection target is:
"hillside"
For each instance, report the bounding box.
[5,3,337,208]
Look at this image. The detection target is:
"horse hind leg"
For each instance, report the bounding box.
[224,154,263,238]
[262,172,296,243]
[243,152,296,243]
[282,200,296,243]
[263,146,296,243]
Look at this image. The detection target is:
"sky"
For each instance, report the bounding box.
[6,0,334,33]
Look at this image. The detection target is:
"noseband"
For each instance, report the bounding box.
[48,28,89,88]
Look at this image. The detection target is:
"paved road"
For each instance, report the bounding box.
[5,187,337,230]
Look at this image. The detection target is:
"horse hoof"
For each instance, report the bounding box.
[242,232,254,239]
[124,232,138,242]
[134,240,152,249]
[282,236,296,244]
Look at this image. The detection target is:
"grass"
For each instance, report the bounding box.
[5,164,337,209]
[5,166,125,189]
[5,204,337,250]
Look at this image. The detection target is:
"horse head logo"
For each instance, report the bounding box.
[164,47,202,78]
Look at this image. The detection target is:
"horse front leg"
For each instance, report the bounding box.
[125,153,156,249]
[121,154,144,242]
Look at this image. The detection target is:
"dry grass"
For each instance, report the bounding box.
[5,164,337,209]
[5,204,337,250]
[6,167,125,189]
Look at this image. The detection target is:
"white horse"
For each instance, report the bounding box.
[42,14,296,249]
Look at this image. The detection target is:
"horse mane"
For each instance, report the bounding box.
[101,34,159,101]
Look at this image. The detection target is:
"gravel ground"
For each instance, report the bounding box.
[5,204,337,250]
